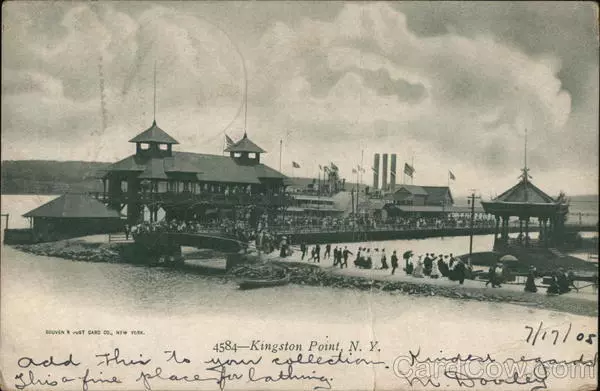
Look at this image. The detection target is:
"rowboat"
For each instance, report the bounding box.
[238,275,290,290]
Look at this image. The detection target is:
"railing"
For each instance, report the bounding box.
[507,238,543,247]
[263,222,497,235]
[94,192,291,207]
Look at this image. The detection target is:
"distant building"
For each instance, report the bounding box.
[23,194,123,242]
[385,185,453,207]
[379,185,489,218]
[100,120,287,224]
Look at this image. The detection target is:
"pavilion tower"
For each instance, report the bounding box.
[130,120,179,158]
[224,132,266,165]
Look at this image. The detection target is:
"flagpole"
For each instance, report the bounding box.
[356,166,359,215]
[279,139,282,172]
[360,149,364,190]
[318,166,321,196]
[411,156,414,185]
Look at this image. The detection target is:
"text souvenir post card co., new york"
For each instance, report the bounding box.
[1,1,598,391]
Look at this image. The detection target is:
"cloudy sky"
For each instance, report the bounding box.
[2,1,598,197]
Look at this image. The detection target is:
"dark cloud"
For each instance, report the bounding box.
[394,2,598,109]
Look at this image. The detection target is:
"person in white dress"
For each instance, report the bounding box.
[412,256,424,278]
[430,258,440,279]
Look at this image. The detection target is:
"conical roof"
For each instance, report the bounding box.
[493,178,556,204]
[224,133,265,153]
[129,120,179,144]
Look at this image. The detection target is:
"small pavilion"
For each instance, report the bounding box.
[481,134,568,249]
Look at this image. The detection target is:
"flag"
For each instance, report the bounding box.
[404,163,415,178]
[319,165,322,170]
[352,168,358,174]
[330,162,339,171]
[390,170,396,177]
[292,161,300,168]
[225,134,234,148]
[371,166,377,173]
[449,170,456,181]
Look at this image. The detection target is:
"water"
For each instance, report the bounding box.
[1,194,60,229]
[1,195,598,390]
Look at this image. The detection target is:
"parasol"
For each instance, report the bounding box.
[499,254,518,262]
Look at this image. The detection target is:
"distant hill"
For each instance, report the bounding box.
[1,160,111,194]
[2,161,598,208]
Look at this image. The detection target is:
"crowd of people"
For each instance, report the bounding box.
[269,214,495,233]
[130,213,496,244]
[541,267,579,295]
[130,217,589,296]
[131,218,259,245]
[292,243,473,285]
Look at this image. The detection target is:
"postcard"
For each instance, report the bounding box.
[1,1,598,390]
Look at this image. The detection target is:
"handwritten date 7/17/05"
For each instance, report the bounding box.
[524,321,597,346]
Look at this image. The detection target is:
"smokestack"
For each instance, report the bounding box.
[382,153,388,191]
[390,154,397,191]
[373,153,380,190]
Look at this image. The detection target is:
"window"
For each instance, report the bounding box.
[183,181,190,192]
[159,144,168,151]
[140,143,150,150]
[234,152,242,158]
[140,180,151,192]
[157,181,168,193]
[168,181,177,192]
[121,181,128,193]
[249,153,256,159]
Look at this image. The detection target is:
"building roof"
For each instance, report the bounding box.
[387,205,485,214]
[394,185,428,196]
[105,151,286,184]
[224,133,266,153]
[421,186,454,205]
[480,177,564,217]
[129,120,179,145]
[23,194,122,219]
[138,158,169,180]
[492,179,556,204]
[389,185,453,205]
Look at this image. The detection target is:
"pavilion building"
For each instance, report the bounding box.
[100,120,287,224]
[23,194,123,242]
[481,167,568,250]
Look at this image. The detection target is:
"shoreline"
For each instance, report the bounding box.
[11,239,598,318]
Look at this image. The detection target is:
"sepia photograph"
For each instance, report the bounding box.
[1,1,598,390]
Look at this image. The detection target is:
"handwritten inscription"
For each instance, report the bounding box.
[14,346,385,391]
[12,336,598,391]
[524,322,597,346]
[393,348,598,390]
